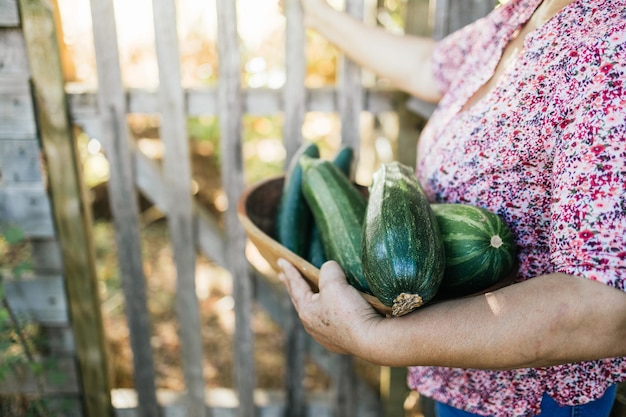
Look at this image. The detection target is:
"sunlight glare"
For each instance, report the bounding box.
[485,292,502,315]
[87,138,102,155]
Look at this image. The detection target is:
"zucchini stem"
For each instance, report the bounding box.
[392,292,424,317]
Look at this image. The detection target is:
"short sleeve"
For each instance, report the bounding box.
[430,1,516,96]
[431,23,481,95]
[549,45,626,291]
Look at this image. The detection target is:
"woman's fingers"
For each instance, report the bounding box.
[317,260,349,290]
[277,258,317,310]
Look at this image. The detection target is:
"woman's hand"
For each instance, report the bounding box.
[278,259,383,355]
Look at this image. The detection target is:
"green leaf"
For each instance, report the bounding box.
[1,224,25,244]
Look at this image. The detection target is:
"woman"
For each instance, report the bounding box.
[277,0,626,416]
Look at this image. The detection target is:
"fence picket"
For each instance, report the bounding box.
[338,0,365,153]
[88,0,159,415]
[215,1,256,416]
[282,1,307,416]
[152,0,207,415]
[330,1,365,415]
[0,0,18,26]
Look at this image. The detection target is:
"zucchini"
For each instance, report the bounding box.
[307,145,356,268]
[332,145,355,179]
[300,156,370,293]
[361,162,445,316]
[431,203,517,296]
[275,142,320,257]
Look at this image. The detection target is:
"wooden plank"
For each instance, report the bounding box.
[0,139,43,184]
[0,76,37,140]
[87,0,159,415]
[282,0,306,159]
[66,87,397,118]
[0,357,80,395]
[3,274,69,325]
[0,0,19,26]
[0,185,54,237]
[112,387,383,417]
[432,0,497,39]
[0,29,29,73]
[18,0,113,415]
[40,324,77,355]
[133,148,228,268]
[380,366,409,417]
[215,2,256,417]
[152,0,207,415]
[330,1,365,416]
[282,1,307,416]
[393,0,433,170]
[30,237,64,273]
[338,0,365,154]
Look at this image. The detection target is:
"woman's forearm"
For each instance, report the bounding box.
[359,273,626,369]
[302,0,442,103]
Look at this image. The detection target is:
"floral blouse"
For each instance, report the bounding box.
[409,0,626,415]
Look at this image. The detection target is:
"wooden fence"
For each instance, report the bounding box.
[0,0,501,416]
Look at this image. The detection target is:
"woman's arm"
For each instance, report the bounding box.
[278,259,626,370]
[301,0,442,103]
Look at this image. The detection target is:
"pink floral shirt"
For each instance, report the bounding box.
[410,0,626,415]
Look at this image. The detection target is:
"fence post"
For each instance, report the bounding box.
[152,0,208,415]
[282,1,308,416]
[18,0,113,415]
[216,1,256,416]
[88,0,160,415]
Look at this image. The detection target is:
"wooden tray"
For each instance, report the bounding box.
[237,175,515,316]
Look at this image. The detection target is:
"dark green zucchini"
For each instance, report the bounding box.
[361,162,445,316]
[431,203,517,296]
[306,145,356,268]
[275,142,320,257]
[332,145,355,180]
[300,156,370,293]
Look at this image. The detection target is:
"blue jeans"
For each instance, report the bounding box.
[434,384,617,417]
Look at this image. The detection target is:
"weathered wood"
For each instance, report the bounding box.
[330,1,365,416]
[0,29,29,73]
[40,324,77,355]
[111,387,381,417]
[282,1,307,416]
[66,86,397,119]
[0,357,80,395]
[338,0,365,155]
[88,0,159,415]
[0,77,37,141]
[152,0,207,415]
[282,0,306,158]
[380,366,409,417]
[133,148,228,268]
[0,139,43,184]
[0,185,54,237]
[393,0,433,169]
[432,0,498,40]
[0,139,42,184]
[0,0,19,27]
[30,237,63,273]
[3,274,69,325]
[18,0,112,415]
[216,2,256,416]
